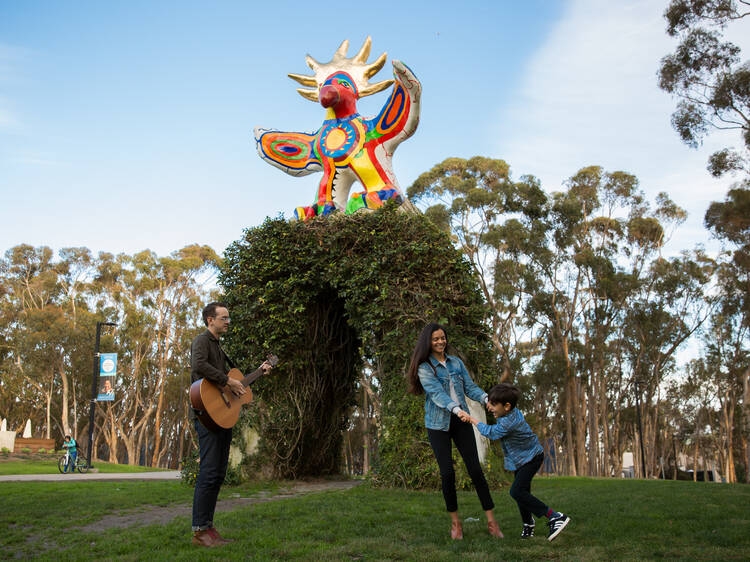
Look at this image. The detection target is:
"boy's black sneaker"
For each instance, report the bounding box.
[521,523,535,538]
[547,514,570,541]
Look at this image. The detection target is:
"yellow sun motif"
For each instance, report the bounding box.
[326,128,347,150]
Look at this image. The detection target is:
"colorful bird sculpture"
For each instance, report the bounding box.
[254,37,421,220]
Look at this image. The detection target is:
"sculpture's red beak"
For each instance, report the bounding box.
[319,85,339,109]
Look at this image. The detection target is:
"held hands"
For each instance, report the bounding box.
[456,410,479,425]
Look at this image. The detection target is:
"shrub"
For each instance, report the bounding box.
[19,447,32,454]
[222,206,502,487]
[1,447,10,455]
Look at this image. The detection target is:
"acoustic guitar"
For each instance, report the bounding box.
[190,354,278,431]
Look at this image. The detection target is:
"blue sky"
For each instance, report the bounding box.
[1,0,747,258]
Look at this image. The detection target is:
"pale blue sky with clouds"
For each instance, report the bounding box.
[0,0,747,259]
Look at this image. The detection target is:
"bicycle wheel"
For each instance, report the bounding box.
[76,454,89,473]
[58,455,68,474]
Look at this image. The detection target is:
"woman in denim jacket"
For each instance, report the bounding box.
[407,322,503,540]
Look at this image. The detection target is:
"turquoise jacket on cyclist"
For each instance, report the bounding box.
[63,438,77,453]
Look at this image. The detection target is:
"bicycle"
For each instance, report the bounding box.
[57,449,89,474]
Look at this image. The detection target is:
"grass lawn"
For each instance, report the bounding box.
[1,476,748,560]
[0,458,171,475]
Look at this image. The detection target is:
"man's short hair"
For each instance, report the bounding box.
[487,383,520,408]
[202,302,228,326]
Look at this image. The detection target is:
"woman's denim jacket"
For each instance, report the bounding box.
[418,354,488,431]
[475,408,543,470]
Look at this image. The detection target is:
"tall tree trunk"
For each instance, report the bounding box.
[744,365,750,483]
[107,405,118,463]
[150,361,168,466]
[722,395,736,483]
[60,362,70,435]
[575,377,587,475]
[587,377,599,476]
[561,337,577,476]
[72,391,78,440]
[599,370,610,476]
[45,379,53,440]
[362,385,370,475]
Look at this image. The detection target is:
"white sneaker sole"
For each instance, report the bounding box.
[548,516,570,541]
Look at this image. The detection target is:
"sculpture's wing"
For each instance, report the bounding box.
[254,127,321,176]
[367,60,422,150]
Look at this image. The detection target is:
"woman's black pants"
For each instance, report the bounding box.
[427,414,494,512]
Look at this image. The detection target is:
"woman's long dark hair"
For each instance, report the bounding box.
[406,322,448,395]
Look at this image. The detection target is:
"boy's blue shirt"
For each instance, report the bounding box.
[476,408,543,470]
[417,354,488,431]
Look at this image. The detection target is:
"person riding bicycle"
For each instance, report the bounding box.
[63,434,77,473]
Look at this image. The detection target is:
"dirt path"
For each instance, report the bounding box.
[74,480,362,532]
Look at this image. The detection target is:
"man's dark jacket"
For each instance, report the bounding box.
[189,329,235,420]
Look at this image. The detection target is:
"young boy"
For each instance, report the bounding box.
[464,383,571,541]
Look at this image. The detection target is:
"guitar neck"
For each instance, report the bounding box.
[242,367,265,388]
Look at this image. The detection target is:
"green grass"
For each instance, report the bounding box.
[0,459,171,475]
[1,477,748,560]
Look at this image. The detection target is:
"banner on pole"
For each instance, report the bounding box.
[97,352,117,401]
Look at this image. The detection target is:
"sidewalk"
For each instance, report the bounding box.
[0,470,181,482]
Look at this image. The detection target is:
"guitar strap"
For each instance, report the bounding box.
[219,344,237,370]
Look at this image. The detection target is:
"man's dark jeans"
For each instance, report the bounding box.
[192,419,232,531]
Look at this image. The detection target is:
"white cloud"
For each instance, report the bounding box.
[495,0,747,255]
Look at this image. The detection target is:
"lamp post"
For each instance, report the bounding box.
[87,321,116,468]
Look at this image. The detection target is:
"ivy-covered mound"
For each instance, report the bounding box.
[221,204,503,488]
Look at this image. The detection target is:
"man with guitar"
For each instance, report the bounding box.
[189,302,274,547]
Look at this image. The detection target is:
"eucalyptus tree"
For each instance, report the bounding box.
[669,369,712,480]
[693,308,747,482]
[53,247,99,438]
[521,167,686,476]
[90,245,219,466]
[0,245,96,440]
[703,186,750,480]
[550,167,646,476]
[659,0,750,178]
[408,156,547,383]
[623,251,714,477]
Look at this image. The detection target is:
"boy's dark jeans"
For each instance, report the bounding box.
[192,419,232,531]
[427,414,495,512]
[510,452,548,524]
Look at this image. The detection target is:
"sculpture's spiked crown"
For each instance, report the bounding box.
[288,36,394,102]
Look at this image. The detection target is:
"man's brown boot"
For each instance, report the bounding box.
[208,527,235,544]
[192,529,220,547]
